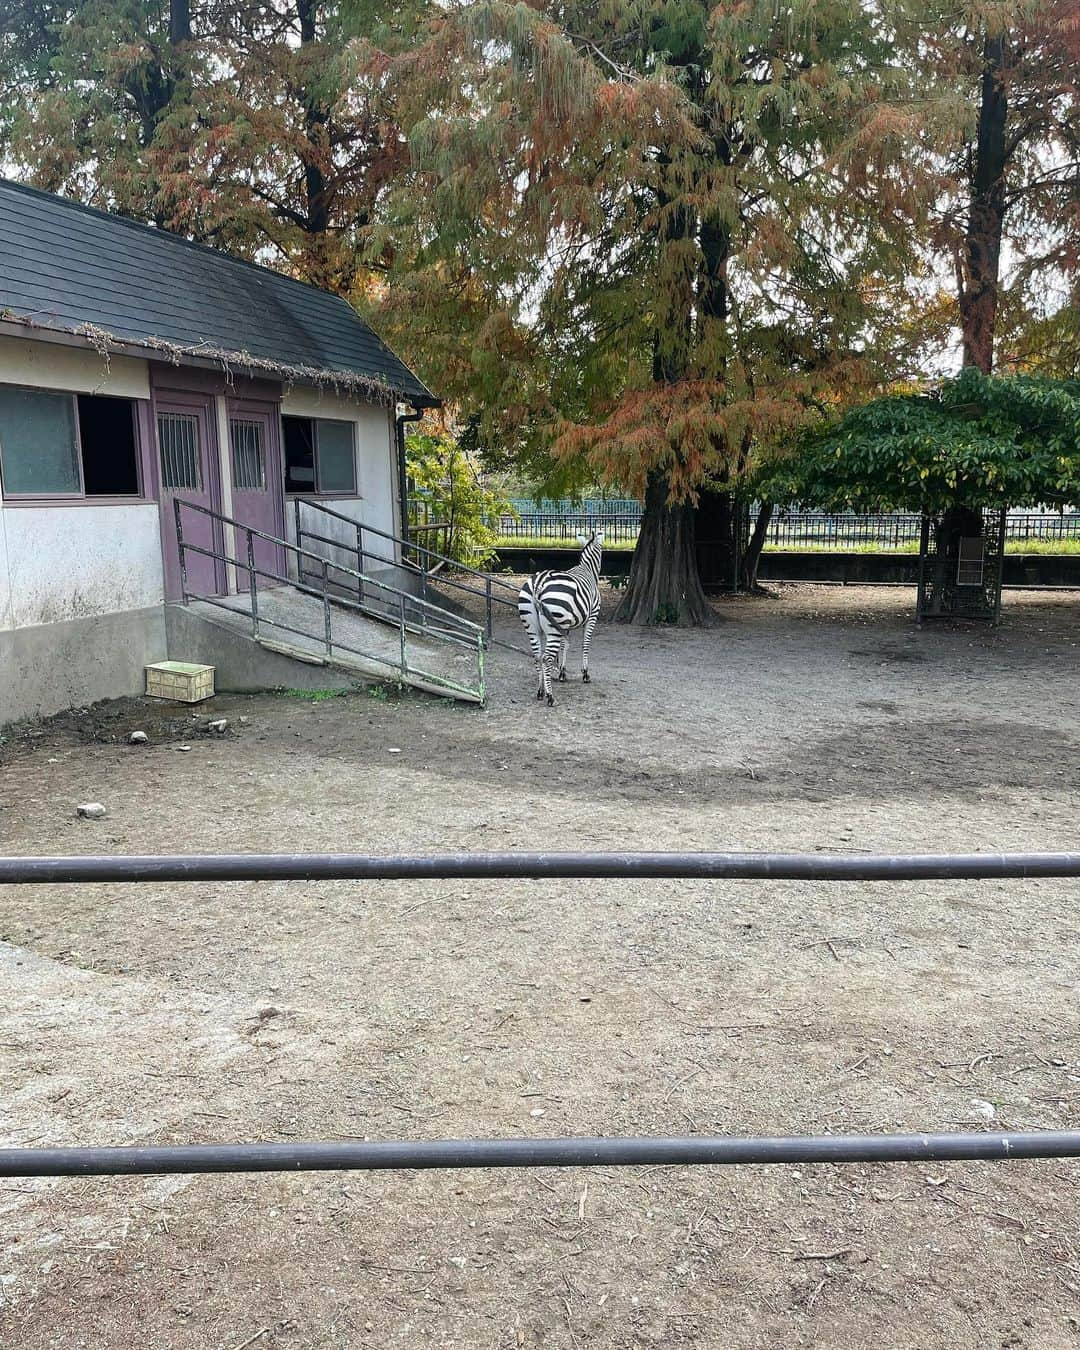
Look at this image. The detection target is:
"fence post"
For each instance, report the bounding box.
[294,498,302,585]
[248,530,259,638]
[173,499,188,600]
[356,521,364,606]
[486,574,493,645]
[399,594,408,677]
[322,559,332,656]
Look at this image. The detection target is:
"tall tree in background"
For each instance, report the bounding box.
[371,0,927,622]
[898,1,1080,549]
[914,0,1080,378]
[0,0,411,286]
[0,0,196,227]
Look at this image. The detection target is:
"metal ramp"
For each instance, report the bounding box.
[293,499,531,657]
[173,500,485,703]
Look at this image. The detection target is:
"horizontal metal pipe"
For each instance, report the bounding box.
[4,1131,1080,1178]
[1,851,1079,886]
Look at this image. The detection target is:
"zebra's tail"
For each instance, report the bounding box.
[518,577,541,642]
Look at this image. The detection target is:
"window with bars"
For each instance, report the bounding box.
[157,412,201,491]
[229,418,266,491]
[0,383,141,499]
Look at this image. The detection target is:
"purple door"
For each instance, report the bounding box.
[156,396,224,600]
[226,402,286,589]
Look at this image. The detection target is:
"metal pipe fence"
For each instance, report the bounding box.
[3,849,1080,884]
[6,1131,1080,1179]
[3,848,1079,1181]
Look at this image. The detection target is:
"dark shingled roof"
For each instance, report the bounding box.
[0,177,436,405]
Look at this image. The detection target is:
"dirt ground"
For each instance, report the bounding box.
[1,583,1079,1350]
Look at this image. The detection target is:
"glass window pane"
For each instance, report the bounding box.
[316,418,356,494]
[230,419,265,491]
[282,416,316,493]
[0,385,80,495]
[157,413,201,490]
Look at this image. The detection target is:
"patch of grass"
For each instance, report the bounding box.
[763,541,921,554]
[496,536,638,551]
[273,687,351,702]
[764,538,1080,555]
[498,534,1080,556]
[1005,537,1080,555]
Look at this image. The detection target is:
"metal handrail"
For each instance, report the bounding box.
[294,497,520,647]
[172,499,484,702]
[295,496,518,594]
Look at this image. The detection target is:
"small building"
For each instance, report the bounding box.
[0,178,441,724]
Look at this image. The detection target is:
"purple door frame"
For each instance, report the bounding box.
[151,388,225,601]
[225,397,287,591]
[149,365,284,602]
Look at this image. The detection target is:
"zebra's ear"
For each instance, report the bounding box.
[576,533,589,546]
[594,530,605,545]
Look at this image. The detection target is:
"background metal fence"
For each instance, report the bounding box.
[492,503,1080,551]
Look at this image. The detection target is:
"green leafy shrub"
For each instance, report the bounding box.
[407,431,516,567]
[759,370,1080,512]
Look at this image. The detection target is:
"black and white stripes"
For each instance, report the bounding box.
[518,532,604,706]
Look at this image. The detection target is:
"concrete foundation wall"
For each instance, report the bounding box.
[164,605,366,694]
[0,605,166,726]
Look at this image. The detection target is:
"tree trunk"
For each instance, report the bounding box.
[617,166,713,624]
[169,0,191,46]
[741,501,773,591]
[296,0,332,286]
[960,32,1010,375]
[615,471,715,626]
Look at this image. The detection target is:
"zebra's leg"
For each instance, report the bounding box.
[557,635,569,682]
[519,589,546,700]
[581,610,599,683]
[525,620,544,698]
[542,629,562,706]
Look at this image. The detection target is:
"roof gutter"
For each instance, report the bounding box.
[395,405,427,543]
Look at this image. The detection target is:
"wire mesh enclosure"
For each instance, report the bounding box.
[916,507,1007,623]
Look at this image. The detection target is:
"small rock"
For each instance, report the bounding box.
[207,719,228,734]
[388,747,402,754]
[129,731,149,744]
[75,803,106,819]
[970,1098,996,1121]
[177,745,192,752]
[529,1108,546,1118]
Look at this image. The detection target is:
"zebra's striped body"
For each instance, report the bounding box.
[518,532,603,706]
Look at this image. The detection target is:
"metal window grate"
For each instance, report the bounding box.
[230,419,265,491]
[157,413,201,490]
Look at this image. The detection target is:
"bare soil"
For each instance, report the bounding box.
[1,584,1079,1350]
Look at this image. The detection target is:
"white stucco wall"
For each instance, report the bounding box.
[0,506,12,630]
[0,504,164,631]
[279,387,399,565]
[0,333,150,399]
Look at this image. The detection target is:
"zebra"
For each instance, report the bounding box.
[518,531,604,706]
